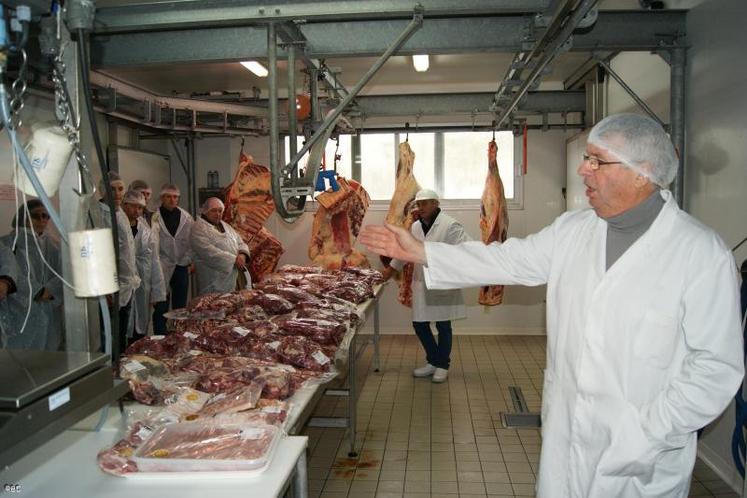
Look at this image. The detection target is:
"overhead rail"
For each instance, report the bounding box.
[90,11,687,67]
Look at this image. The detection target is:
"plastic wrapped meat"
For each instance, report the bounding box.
[129,373,200,405]
[194,366,262,394]
[225,304,267,323]
[124,334,192,360]
[274,335,334,372]
[258,285,322,305]
[255,366,293,399]
[214,399,289,426]
[191,327,250,356]
[327,281,372,304]
[341,267,385,286]
[275,317,347,346]
[294,306,354,327]
[198,380,266,417]
[278,264,324,274]
[119,355,170,382]
[186,293,221,312]
[162,388,212,418]
[97,421,155,476]
[247,292,294,315]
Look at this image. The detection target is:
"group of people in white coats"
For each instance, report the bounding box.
[361,113,744,498]
[100,173,251,351]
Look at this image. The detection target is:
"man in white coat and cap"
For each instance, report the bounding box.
[384,188,470,383]
[151,184,194,334]
[360,113,744,498]
[121,190,167,341]
[191,197,250,295]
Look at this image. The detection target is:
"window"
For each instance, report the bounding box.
[443,131,514,199]
[359,133,395,201]
[283,135,352,179]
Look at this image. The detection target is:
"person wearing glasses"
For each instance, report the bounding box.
[359,113,743,498]
[1,200,64,350]
[190,197,250,295]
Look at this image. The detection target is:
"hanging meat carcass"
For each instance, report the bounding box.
[308,176,372,269]
[479,139,509,305]
[223,153,285,282]
[384,142,421,307]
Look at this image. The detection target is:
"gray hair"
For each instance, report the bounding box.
[587,113,678,188]
[201,197,224,213]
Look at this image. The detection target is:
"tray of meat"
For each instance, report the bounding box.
[130,422,281,474]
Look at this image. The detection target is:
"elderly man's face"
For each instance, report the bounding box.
[578,143,643,219]
[110,181,125,208]
[204,201,224,225]
[122,202,144,224]
[161,193,180,210]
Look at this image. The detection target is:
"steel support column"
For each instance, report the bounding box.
[287,45,298,174]
[670,46,686,207]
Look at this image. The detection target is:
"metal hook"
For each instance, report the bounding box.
[404,122,410,142]
[240,136,245,154]
[492,120,497,141]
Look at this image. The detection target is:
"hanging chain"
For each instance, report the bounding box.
[52,44,95,195]
[9,49,29,130]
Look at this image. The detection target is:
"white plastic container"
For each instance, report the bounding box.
[15,122,74,197]
[133,422,281,473]
[69,229,118,297]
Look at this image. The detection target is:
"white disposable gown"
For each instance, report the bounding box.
[190,217,250,295]
[151,206,194,284]
[390,212,470,322]
[103,204,141,307]
[422,190,744,498]
[0,230,63,350]
[133,217,166,335]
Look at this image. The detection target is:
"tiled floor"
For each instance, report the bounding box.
[302,335,740,498]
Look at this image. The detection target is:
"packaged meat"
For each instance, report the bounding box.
[133,422,281,472]
[198,380,266,417]
[247,292,294,315]
[119,355,170,382]
[125,334,192,359]
[275,335,334,372]
[163,388,212,418]
[278,264,324,274]
[275,317,346,345]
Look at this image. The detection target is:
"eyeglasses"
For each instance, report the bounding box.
[582,153,623,171]
[30,212,50,220]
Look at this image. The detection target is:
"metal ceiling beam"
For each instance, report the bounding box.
[91,11,686,68]
[352,91,586,117]
[93,0,551,33]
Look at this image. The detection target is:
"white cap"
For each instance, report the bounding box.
[415,188,439,201]
[122,190,146,207]
[160,183,181,196]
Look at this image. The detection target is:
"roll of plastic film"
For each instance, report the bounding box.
[69,229,119,297]
[14,122,74,197]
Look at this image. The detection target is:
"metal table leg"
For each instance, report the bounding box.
[292,448,308,498]
[373,297,381,372]
[347,334,357,457]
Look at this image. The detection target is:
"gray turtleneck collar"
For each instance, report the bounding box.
[605,190,664,269]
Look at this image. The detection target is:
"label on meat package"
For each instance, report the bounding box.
[233,326,251,337]
[267,341,281,350]
[150,335,165,341]
[136,425,154,441]
[188,350,202,356]
[123,360,147,373]
[312,350,331,365]
[183,332,199,340]
[238,428,265,440]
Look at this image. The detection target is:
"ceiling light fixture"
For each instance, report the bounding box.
[412,54,429,72]
[240,61,269,77]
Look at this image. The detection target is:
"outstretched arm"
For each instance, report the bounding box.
[359,224,426,265]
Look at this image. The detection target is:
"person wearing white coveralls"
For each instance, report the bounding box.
[384,188,470,383]
[151,184,194,334]
[190,197,250,295]
[121,190,167,341]
[360,113,744,498]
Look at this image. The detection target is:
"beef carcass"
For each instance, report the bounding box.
[308,177,372,270]
[384,142,421,307]
[223,153,285,282]
[479,139,509,305]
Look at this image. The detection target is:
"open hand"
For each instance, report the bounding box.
[359,223,427,265]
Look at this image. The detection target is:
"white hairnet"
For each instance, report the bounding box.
[415,188,439,201]
[587,113,678,188]
[201,197,224,213]
[160,183,181,196]
[122,190,146,207]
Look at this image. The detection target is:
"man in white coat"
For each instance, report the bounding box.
[360,113,744,498]
[151,184,194,334]
[121,190,166,341]
[191,197,250,295]
[384,189,470,383]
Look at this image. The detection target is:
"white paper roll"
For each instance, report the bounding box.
[14,122,74,197]
[69,229,119,297]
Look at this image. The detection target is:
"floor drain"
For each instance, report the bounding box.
[499,386,541,428]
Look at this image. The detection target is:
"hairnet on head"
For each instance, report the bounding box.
[129,179,150,192]
[160,183,181,196]
[99,171,124,193]
[122,190,146,207]
[415,188,439,201]
[201,197,224,213]
[587,113,678,187]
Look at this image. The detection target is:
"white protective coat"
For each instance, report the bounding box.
[191,217,250,295]
[103,204,141,307]
[132,217,167,335]
[391,212,470,322]
[423,191,744,498]
[151,206,194,285]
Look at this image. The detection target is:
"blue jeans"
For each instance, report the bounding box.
[152,265,190,334]
[412,320,452,370]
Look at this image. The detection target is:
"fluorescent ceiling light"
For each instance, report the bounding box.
[412,54,429,72]
[240,60,268,77]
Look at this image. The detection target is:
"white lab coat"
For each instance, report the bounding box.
[102,204,141,307]
[151,206,194,284]
[190,216,250,295]
[423,190,744,498]
[133,217,167,335]
[391,212,470,322]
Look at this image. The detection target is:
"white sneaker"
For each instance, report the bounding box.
[432,368,449,383]
[413,364,437,377]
